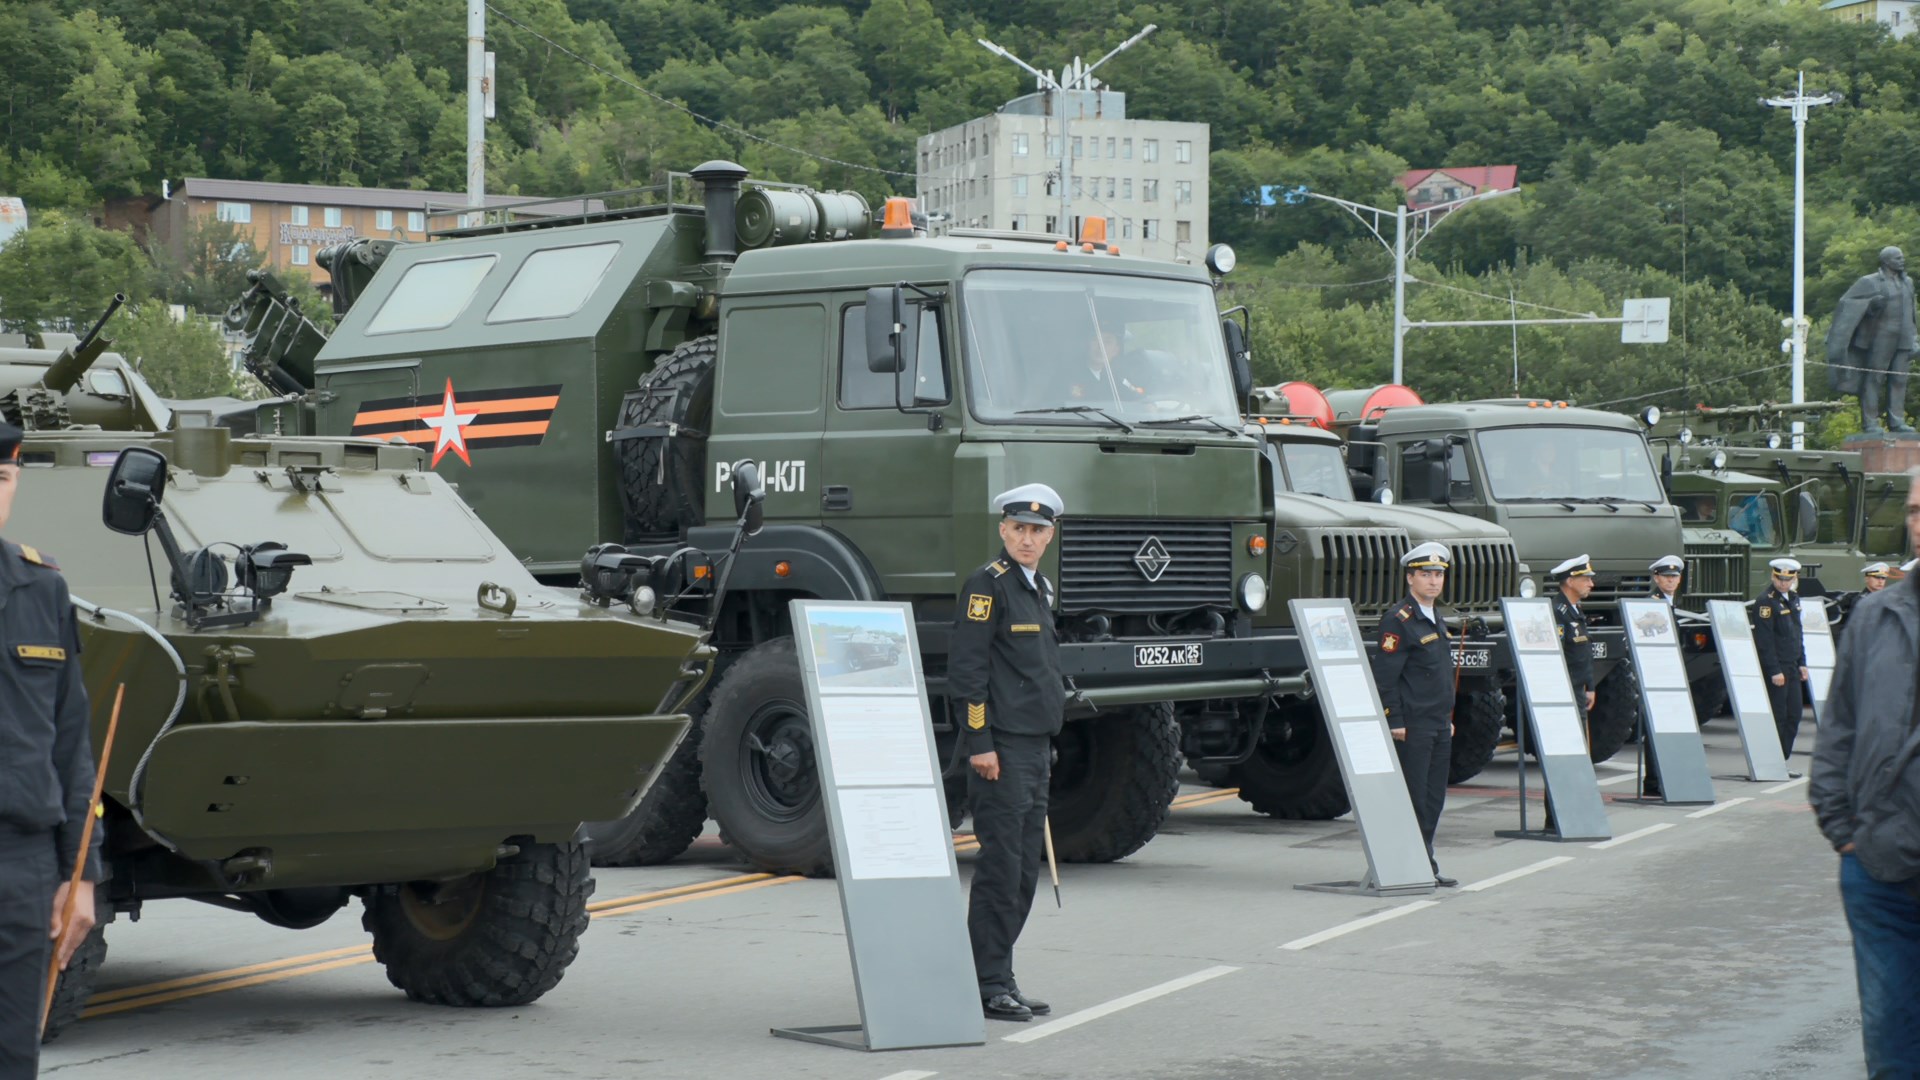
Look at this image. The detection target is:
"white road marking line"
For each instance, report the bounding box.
[1590,823,1675,850]
[1686,797,1752,819]
[1277,901,1440,952]
[1460,856,1574,893]
[877,1072,938,1080]
[1596,772,1639,786]
[1762,775,1810,795]
[1001,965,1240,1044]
[1595,760,1636,772]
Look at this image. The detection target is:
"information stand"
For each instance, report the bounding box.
[1494,598,1611,842]
[1801,600,1837,726]
[1616,600,1716,805]
[1287,599,1436,898]
[1705,600,1790,783]
[772,600,984,1053]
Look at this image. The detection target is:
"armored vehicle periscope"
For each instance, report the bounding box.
[5,317,724,1039]
[225,162,1377,877]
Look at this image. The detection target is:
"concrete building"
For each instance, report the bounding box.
[148,178,589,288]
[1821,0,1915,38]
[915,89,1209,264]
[1397,166,1519,211]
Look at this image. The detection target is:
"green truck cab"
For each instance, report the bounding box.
[229,163,1306,876]
[1,325,716,1038]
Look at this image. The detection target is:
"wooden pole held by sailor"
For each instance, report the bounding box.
[41,683,123,1036]
[1044,815,1061,908]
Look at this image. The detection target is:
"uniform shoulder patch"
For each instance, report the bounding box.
[1759,605,1772,618]
[988,559,1011,577]
[1381,632,1400,652]
[966,702,987,730]
[967,594,993,621]
[1395,606,1412,621]
[16,544,57,570]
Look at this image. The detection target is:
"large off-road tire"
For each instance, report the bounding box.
[1690,674,1729,726]
[1448,687,1507,784]
[701,638,834,877]
[1048,703,1181,863]
[40,915,109,1043]
[1588,667,1641,763]
[616,335,716,542]
[362,842,591,1007]
[1228,697,1351,820]
[584,701,710,867]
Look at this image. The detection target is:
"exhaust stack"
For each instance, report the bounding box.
[690,160,750,264]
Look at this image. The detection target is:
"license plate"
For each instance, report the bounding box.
[1452,646,1491,669]
[1133,643,1204,669]
[1590,641,1609,660]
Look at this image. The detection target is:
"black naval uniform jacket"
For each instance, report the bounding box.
[1372,597,1455,728]
[1751,585,1806,680]
[0,539,100,880]
[949,550,1065,755]
[1553,594,1594,698]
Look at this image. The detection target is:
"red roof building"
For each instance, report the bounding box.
[1397,166,1518,210]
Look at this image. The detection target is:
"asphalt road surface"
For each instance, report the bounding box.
[41,716,1867,1080]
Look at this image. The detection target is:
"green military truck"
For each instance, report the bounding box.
[227,162,1365,877]
[1329,396,1747,759]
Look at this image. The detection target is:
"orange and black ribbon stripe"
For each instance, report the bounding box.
[350,384,562,452]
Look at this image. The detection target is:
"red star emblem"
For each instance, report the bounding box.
[419,379,478,467]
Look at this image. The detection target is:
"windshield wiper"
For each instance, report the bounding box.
[1136,414,1240,436]
[1591,495,1662,512]
[1500,496,1580,511]
[1016,405,1135,433]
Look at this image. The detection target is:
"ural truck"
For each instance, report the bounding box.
[1329,393,1748,760]
[2,319,722,1038]
[225,162,1345,876]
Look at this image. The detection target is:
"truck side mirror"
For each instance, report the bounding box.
[1795,491,1819,545]
[730,458,766,536]
[864,286,915,374]
[102,447,169,535]
[1221,318,1253,403]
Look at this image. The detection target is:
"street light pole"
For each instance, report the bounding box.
[1762,71,1835,449]
[467,0,485,211]
[978,25,1155,241]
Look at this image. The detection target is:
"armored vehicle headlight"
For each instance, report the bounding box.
[1239,573,1267,612]
[1678,426,1694,446]
[629,585,657,617]
[1641,406,1662,427]
[1711,450,1728,470]
[1206,244,1237,275]
[1766,432,1783,449]
[1518,577,1539,599]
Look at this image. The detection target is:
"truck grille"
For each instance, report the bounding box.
[1056,518,1234,614]
[1440,538,1520,615]
[1679,542,1749,613]
[1318,529,1410,622]
[1586,574,1653,612]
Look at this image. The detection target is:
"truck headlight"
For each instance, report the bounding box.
[1239,573,1267,612]
[1518,577,1538,599]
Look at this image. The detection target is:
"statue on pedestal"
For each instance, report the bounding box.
[1827,246,1919,434]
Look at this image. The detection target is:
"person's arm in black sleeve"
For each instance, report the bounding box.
[1751,601,1781,678]
[1371,621,1409,730]
[52,592,101,881]
[1809,606,1860,851]
[949,570,1000,756]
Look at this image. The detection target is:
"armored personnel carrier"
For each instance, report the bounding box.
[9,315,725,1039]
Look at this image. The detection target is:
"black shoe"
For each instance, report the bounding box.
[1434,872,1460,888]
[1010,990,1051,1016]
[1642,787,1663,799]
[982,993,1033,1022]
[1787,771,1804,780]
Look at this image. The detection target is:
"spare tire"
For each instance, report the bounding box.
[616,336,717,543]
[1228,696,1351,820]
[1588,666,1641,762]
[1447,688,1507,783]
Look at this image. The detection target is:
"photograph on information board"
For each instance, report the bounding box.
[805,605,915,691]
[1628,604,1675,644]
[1511,604,1559,652]
[1303,605,1360,660]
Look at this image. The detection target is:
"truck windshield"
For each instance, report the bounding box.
[1729,492,1782,548]
[1478,426,1663,503]
[960,269,1240,429]
[1280,442,1353,500]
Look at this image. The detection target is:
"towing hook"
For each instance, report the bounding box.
[1064,677,1097,714]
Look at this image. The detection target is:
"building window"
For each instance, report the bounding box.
[1175,180,1192,205]
[323,207,343,227]
[1123,178,1133,200]
[967,179,976,198]
[1123,138,1133,159]
[1105,178,1115,198]
[1013,133,1029,156]
[215,201,252,224]
[290,205,309,226]
[408,211,426,232]
[1143,139,1160,163]
[1046,135,1062,158]
[1087,138,1099,160]
[1012,175,1028,197]
[291,245,310,266]
[1176,220,1192,243]
[921,150,930,171]
[1072,136,1082,158]
[1045,214,1058,233]
[1175,140,1192,164]
[375,209,394,231]
[1143,219,1158,240]
[1072,177,1083,199]
[1122,218,1133,239]
[1143,179,1159,202]
[969,137,977,157]
[1106,137,1116,158]
[1011,214,1027,231]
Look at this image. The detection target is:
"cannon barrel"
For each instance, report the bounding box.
[42,292,127,393]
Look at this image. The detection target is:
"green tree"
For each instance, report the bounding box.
[148,214,264,315]
[112,302,236,399]
[0,212,150,333]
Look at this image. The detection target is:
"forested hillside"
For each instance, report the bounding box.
[0,0,1912,426]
